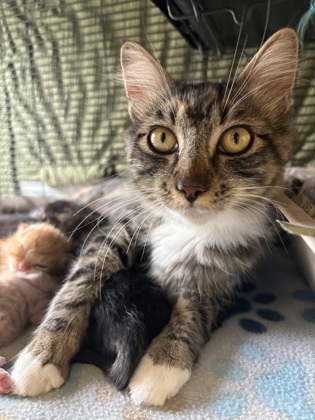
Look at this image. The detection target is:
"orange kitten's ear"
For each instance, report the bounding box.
[121,41,173,121]
[17,222,29,231]
[237,28,299,113]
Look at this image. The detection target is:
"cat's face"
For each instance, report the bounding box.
[7,223,69,276]
[121,29,298,223]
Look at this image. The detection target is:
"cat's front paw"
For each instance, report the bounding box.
[10,350,64,396]
[128,354,191,406]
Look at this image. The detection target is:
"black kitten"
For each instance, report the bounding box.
[74,266,172,390]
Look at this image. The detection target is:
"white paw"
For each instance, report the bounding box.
[11,351,64,396]
[129,354,191,406]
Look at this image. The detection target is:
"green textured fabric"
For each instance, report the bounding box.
[0,0,314,195]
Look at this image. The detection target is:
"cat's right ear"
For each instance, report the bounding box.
[236,28,299,114]
[121,42,172,121]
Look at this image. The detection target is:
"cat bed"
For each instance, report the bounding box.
[0,245,315,419]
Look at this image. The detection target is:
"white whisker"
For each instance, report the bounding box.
[227,73,295,116]
[222,13,248,113]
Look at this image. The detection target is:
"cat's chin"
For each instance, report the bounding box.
[167,207,215,225]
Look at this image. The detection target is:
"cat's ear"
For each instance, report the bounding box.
[121,41,172,120]
[237,28,299,113]
[17,223,29,231]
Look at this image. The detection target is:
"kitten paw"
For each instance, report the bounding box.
[129,354,191,406]
[0,368,13,394]
[11,351,64,396]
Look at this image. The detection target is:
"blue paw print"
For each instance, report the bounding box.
[210,343,315,419]
[210,393,247,418]
[210,286,315,418]
[256,361,315,420]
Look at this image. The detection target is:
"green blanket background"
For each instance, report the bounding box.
[0,0,314,196]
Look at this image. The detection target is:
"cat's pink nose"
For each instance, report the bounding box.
[17,261,30,271]
[176,183,208,203]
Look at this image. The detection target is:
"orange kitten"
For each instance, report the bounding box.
[0,223,70,347]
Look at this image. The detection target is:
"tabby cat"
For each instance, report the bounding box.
[9,28,298,406]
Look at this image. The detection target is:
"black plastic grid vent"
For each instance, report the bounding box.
[153,0,310,56]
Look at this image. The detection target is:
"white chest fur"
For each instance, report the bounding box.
[149,207,268,270]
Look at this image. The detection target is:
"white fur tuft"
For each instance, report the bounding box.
[129,354,191,406]
[11,351,64,396]
[149,206,267,271]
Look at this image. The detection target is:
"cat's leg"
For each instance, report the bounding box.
[10,225,133,397]
[129,295,211,406]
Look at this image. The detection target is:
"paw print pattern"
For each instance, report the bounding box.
[226,282,285,334]
[255,360,315,420]
[209,281,315,418]
[210,344,315,419]
[293,289,315,324]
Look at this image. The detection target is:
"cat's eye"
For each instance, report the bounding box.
[148,127,178,154]
[219,126,253,155]
[34,263,48,269]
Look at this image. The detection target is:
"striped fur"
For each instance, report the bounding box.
[11,29,298,404]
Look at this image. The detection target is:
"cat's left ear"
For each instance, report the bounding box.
[121,41,173,121]
[237,28,299,113]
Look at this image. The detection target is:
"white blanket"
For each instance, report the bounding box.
[1,246,314,419]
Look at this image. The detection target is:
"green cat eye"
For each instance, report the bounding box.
[148,127,178,154]
[219,126,253,155]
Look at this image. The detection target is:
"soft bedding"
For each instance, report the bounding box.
[0,245,314,420]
